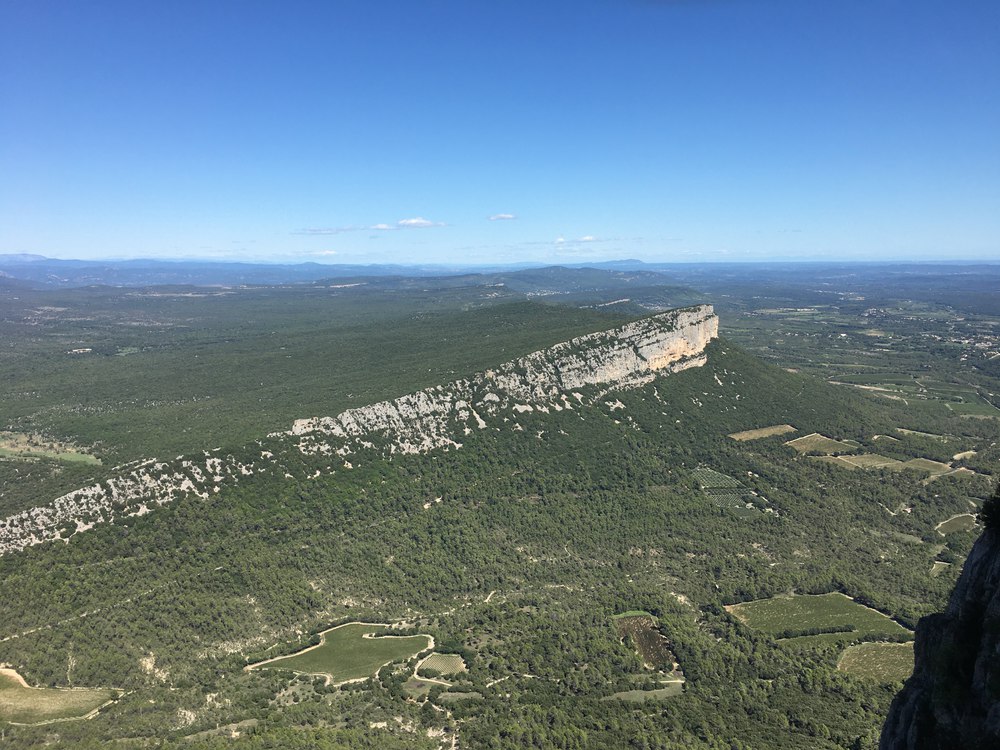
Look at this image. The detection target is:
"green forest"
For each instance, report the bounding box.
[0,267,997,749]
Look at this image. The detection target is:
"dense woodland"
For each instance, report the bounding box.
[0,266,997,748]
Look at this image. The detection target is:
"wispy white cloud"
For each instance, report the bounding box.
[294,217,445,235]
[555,236,566,244]
[396,217,442,229]
[293,227,352,235]
[579,235,596,242]
[489,213,516,221]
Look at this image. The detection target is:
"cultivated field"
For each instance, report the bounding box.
[691,467,742,488]
[902,458,952,475]
[251,623,431,684]
[837,642,914,683]
[727,593,912,646]
[691,467,760,515]
[0,669,117,725]
[418,652,467,677]
[728,424,797,441]
[785,433,858,455]
[945,401,1000,418]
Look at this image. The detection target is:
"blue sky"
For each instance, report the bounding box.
[1,0,998,264]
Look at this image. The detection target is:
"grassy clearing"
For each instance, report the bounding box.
[784,433,857,455]
[932,467,980,481]
[251,623,431,684]
[418,653,467,677]
[837,642,914,683]
[438,691,483,703]
[403,677,439,698]
[930,561,952,577]
[727,593,911,645]
[611,610,655,619]
[895,428,951,441]
[728,424,797,441]
[935,514,977,535]
[0,432,101,465]
[838,454,906,470]
[0,669,117,725]
[873,434,900,443]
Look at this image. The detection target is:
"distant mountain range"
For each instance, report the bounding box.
[2,253,997,291]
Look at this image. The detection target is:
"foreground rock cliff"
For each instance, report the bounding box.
[880,503,1000,749]
[0,304,718,556]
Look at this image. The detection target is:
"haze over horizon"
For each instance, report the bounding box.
[2,1,998,265]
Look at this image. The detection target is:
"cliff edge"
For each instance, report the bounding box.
[0,304,718,556]
[880,498,1000,749]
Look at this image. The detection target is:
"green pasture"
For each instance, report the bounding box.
[0,670,116,725]
[936,514,977,535]
[253,623,431,684]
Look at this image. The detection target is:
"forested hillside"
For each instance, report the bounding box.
[1,329,992,748]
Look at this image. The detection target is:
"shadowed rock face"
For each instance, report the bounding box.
[880,527,1000,749]
[0,305,718,557]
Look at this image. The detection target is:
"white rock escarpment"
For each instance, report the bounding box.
[0,454,257,556]
[291,304,718,456]
[0,305,717,556]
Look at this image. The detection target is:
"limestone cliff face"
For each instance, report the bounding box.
[0,305,717,556]
[291,305,718,457]
[880,527,1000,749]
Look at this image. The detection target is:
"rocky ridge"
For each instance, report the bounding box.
[0,304,717,557]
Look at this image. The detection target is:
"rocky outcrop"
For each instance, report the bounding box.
[880,526,1000,749]
[0,305,717,556]
[290,304,718,456]
[0,453,259,556]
